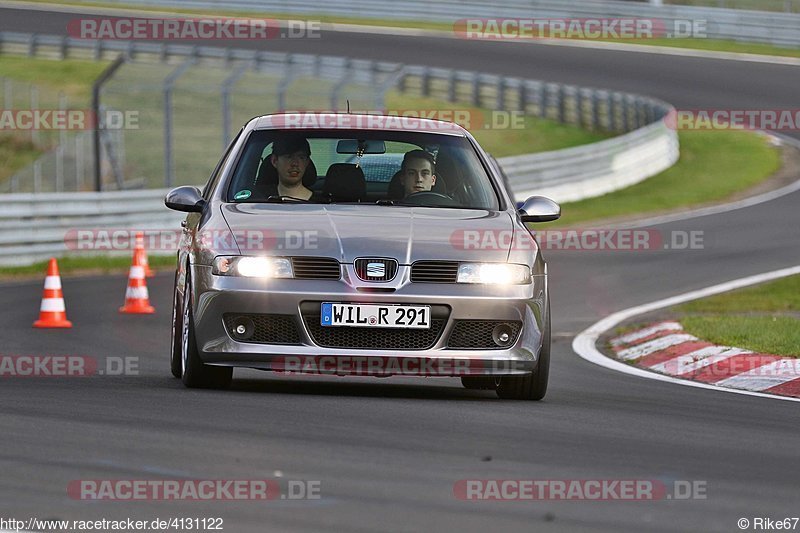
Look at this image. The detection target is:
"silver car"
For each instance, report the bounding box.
[165,113,560,400]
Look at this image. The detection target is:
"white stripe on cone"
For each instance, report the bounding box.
[125,286,149,300]
[40,298,66,312]
[616,333,698,361]
[129,266,145,279]
[43,276,62,290]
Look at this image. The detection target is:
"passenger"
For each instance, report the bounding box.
[400,149,437,196]
[270,136,313,200]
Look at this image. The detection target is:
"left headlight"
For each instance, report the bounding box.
[212,256,294,278]
[457,263,531,285]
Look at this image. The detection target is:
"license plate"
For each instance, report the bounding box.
[321,303,430,329]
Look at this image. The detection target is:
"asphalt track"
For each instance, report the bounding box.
[1,6,799,532]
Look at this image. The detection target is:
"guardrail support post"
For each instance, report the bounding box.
[420,67,431,97]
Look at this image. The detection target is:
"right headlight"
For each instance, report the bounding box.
[212,256,294,278]
[456,263,531,285]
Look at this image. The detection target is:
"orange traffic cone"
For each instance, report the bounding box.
[134,231,154,277]
[119,249,155,314]
[33,258,72,328]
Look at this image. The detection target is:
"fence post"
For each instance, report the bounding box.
[277,54,294,111]
[163,57,195,188]
[92,54,125,191]
[29,84,39,146]
[331,58,351,111]
[76,134,84,191]
[4,78,12,114]
[221,61,251,150]
[33,159,42,193]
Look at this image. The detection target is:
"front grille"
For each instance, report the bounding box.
[447,320,522,349]
[354,258,398,282]
[223,313,302,344]
[300,302,450,350]
[411,261,459,283]
[291,257,341,280]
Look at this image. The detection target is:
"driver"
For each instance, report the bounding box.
[270,136,313,200]
[400,149,437,197]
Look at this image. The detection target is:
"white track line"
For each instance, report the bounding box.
[572,265,800,403]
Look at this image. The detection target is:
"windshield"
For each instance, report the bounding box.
[225,129,500,210]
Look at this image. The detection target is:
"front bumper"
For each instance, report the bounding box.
[191,263,548,376]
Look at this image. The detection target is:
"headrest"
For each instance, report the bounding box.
[323,163,366,202]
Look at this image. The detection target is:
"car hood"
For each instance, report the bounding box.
[220,203,515,263]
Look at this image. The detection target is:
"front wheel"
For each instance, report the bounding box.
[169,271,182,378]
[496,305,550,401]
[180,272,232,389]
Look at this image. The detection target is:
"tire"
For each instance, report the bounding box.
[169,271,182,378]
[461,376,501,390]
[496,304,551,401]
[180,272,233,389]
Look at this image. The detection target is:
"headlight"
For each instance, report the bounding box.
[457,263,530,284]
[212,256,294,278]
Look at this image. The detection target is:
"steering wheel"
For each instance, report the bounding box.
[401,191,458,206]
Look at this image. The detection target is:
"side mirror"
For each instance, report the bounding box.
[518,195,561,223]
[165,186,206,213]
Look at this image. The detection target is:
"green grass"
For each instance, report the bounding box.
[0,254,175,278]
[0,135,42,182]
[675,275,800,357]
[545,129,781,227]
[680,315,800,357]
[677,275,800,313]
[17,0,800,58]
[0,55,109,104]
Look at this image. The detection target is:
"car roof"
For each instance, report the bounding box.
[251,113,469,136]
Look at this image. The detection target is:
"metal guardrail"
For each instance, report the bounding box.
[90,0,800,47]
[0,31,679,265]
[0,189,182,266]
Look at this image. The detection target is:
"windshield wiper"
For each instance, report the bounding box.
[266,195,308,203]
[375,199,394,206]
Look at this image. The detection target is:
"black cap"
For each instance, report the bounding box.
[272,136,311,156]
